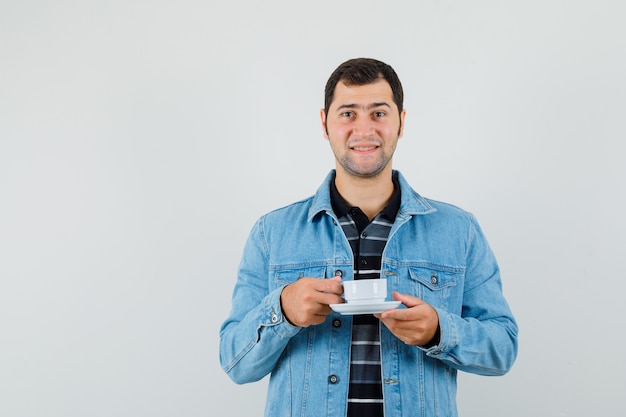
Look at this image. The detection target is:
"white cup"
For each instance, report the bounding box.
[343,279,387,304]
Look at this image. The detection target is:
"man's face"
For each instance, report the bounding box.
[321,79,405,179]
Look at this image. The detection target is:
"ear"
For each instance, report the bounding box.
[320,108,329,140]
[398,109,407,138]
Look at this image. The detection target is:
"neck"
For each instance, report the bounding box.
[334,167,395,220]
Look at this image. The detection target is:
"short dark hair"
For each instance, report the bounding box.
[323,58,404,118]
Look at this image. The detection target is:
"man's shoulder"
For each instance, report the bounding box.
[266,195,315,214]
[259,195,317,224]
[422,197,469,215]
[416,196,483,234]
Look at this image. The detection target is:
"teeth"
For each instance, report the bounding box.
[354,146,376,151]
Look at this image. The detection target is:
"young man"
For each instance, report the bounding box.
[219,58,518,417]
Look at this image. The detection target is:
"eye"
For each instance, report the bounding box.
[373,111,386,118]
[341,111,354,118]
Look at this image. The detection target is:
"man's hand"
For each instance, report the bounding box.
[375,292,440,346]
[280,276,344,327]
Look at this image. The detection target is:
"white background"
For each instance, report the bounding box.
[1,1,625,416]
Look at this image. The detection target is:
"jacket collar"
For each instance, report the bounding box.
[308,170,436,222]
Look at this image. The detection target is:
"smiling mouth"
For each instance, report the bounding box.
[351,145,378,151]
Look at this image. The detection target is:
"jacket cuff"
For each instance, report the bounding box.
[423,307,457,356]
[262,286,301,338]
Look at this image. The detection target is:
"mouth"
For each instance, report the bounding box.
[350,144,380,153]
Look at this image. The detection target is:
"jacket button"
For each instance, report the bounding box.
[270,314,278,323]
[430,273,438,285]
[334,269,343,277]
[332,319,341,328]
[328,375,339,384]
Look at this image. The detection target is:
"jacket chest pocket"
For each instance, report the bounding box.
[407,266,461,310]
[273,266,328,287]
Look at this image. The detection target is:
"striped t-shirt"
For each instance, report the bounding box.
[330,173,401,417]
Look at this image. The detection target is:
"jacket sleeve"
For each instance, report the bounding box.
[219,217,301,384]
[423,214,519,376]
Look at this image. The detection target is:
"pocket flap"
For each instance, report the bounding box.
[408,266,459,291]
[274,266,327,285]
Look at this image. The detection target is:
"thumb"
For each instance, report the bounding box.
[392,291,423,308]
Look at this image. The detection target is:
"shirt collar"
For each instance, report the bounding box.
[329,171,401,222]
[308,170,436,223]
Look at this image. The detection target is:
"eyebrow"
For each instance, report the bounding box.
[335,102,392,111]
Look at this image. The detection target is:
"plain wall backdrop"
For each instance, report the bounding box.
[1,1,625,416]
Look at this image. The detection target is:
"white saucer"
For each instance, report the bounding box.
[330,301,401,315]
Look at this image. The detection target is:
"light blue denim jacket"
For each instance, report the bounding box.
[220,170,518,417]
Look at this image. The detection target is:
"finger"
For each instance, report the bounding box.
[319,291,344,306]
[379,293,424,320]
[391,292,423,308]
[321,276,344,294]
[379,307,413,321]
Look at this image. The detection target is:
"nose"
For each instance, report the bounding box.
[352,117,375,137]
